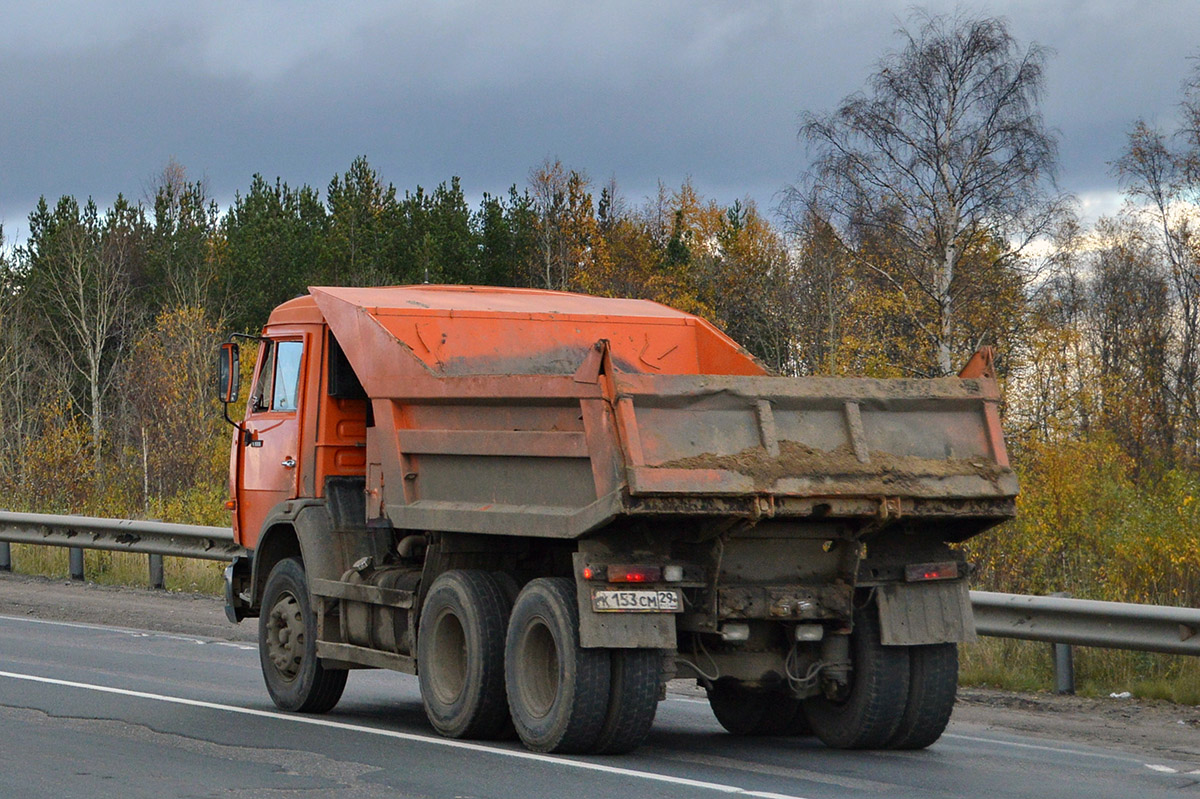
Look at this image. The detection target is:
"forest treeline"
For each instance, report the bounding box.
[0,155,813,526]
[0,12,1198,613]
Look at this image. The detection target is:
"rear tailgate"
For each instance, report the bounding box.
[612,372,1017,507]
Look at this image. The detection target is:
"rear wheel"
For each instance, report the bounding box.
[259,557,347,713]
[707,680,808,736]
[505,577,610,753]
[886,643,958,749]
[593,648,661,753]
[417,570,513,739]
[803,605,909,749]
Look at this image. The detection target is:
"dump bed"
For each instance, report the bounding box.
[616,371,1015,515]
[308,285,1016,540]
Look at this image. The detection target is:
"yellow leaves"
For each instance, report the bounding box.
[966,438,1200,607]
[10,392,95,512]
[126,306,226,507]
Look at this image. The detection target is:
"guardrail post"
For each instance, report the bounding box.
[69,547,85,581]
[1049,592,1075,694]
[0,507,10,572]
[148,554,165,590]
[1053,642,1075,694]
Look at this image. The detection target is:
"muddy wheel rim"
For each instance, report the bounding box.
[266,591,305,681]
[517,615,560,719]
[428,607,469,705]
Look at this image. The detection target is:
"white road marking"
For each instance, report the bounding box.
[0,614,256,650]
[0,669,810,799]
[1146,764,1178,773]
[671,697,1146,769]
[943,733,1143,764]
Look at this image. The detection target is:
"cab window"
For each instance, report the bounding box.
[271,341,303,412]
[251,344,276,412]
[251,340,303,413]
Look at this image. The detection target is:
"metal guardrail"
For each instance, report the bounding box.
[971,590,1200,656]
[0,510,245,587]
[0,511,242,561]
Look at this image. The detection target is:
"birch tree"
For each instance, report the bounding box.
[1113,61,1200,463]
[0,226,39,489]
[22,197,134,474]
[793,11,1067,374]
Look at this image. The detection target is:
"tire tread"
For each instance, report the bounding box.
[593,648,660,754]
[803,605,909,749]
[506,577,610,754]
[418,569,513,740]
[886,643,958,750]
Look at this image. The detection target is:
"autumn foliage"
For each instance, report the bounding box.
[0,20,1197,622]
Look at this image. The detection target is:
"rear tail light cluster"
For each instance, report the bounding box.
[608,565,661,583]
[582,564,686,583]
[904,561,960,582]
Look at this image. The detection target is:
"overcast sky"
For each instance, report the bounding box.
[2,1,1198,243]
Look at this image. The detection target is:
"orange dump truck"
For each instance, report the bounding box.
[217,285,1017,754]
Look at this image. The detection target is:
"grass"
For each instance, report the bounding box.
[5,543,225,595]
[961,636,1200,705]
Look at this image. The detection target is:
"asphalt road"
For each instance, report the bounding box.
[2,614,1199,798]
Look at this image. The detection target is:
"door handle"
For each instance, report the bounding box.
[281,457,297,469]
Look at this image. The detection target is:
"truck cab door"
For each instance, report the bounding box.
[236,338,305,550]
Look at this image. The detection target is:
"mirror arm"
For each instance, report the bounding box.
[220,333,267,440]
[222,402,249,439]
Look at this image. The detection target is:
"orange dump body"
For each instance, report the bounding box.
[309,285,767,380]
[231,285,1016,548]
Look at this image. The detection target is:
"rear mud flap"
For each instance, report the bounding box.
[876,579,977,645]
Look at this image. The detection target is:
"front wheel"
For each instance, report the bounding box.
[258,557,347,713]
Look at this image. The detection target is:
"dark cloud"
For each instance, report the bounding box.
[2,1,1198,239]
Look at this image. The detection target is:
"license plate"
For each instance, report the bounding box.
[592,589,681,613]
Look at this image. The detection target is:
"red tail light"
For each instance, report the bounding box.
[905,562,959,582]
[607,565,662,583]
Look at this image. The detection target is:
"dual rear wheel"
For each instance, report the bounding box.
[802,606,959,750]
[417,569,513,739]
[707,606,958,750]
[420,573,661,753]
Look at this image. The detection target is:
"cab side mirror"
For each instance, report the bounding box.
[218,342,240,404]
